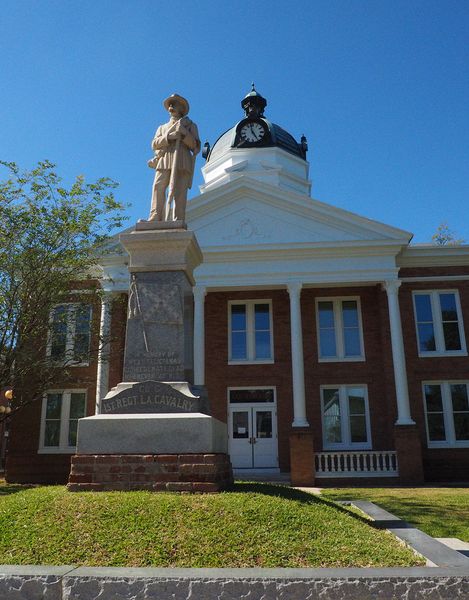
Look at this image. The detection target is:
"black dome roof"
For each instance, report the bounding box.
[207,119,306,162]
[204,87,307,163]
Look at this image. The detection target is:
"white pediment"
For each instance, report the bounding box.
[187,178,412,250]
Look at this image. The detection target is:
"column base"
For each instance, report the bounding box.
[394,424,424,484]
[289,430,315,486]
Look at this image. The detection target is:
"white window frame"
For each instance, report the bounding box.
[422,381,469,448]
[413,290,467,357]
[315,297,365,362]
[228,300,274,364]
[321,384,371,450]
[38,389,87,454]
[46,303,92,367]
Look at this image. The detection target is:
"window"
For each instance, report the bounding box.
[229,301,273,363]
[413,291,466,356]
[321,385,371,449]
[39,391,87,453]
[316,298,364,361]
[423,382,469,447]
[48,304,92,364]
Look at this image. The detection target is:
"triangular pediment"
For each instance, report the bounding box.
[187,178,412,249]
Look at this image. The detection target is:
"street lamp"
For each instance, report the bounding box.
[1,390,13,414]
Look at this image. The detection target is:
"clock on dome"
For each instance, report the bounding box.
[233,84,272,148]
[202,85,308,162]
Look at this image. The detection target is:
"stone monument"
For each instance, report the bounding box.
[68,95,232,493]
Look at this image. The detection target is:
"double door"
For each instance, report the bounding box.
[229,403,278,469]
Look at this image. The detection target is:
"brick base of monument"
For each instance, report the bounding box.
[67,453,234,493]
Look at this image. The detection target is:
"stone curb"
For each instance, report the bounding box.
[2,564,469,599]
[2,502,469,598]
[348,500,469,568]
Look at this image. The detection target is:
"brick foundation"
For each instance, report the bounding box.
[67,453,233,492]
[289,430,315,486]
[394,425,424,484]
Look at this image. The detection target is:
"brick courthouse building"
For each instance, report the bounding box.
[6,89,469,485]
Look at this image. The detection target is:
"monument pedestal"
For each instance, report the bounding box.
[68,224,233,493]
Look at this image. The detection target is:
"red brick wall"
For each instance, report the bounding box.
[398,275,469,480]
[6,293,128,484]
[205,289,294,471]
[205,277,469,481]
[7,264,469,484]
[205,285,399,472]
[302,285,397,452]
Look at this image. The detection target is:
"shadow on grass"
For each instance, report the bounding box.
[229,482,372,527]
[0,481,36,496]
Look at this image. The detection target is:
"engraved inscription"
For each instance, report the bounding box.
[101,380,203,415]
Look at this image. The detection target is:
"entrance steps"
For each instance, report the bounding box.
[233,470,290,484]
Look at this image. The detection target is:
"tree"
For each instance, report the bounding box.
[431,222,465,246]
[0,160,127,421]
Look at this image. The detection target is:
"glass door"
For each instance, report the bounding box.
[229,402,277,469]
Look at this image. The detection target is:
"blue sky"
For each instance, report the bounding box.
[1,0,468,243]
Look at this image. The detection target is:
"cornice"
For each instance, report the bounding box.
[200,240,407,263]
[398,245,469,267]
[194,267,400,290]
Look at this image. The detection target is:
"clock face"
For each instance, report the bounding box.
[240,121,266,143]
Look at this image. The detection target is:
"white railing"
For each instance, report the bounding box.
[315,451,398,478]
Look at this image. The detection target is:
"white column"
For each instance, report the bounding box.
[383,280,415,425]
[193,286,206,386]
[287,282,309,427]
[95,292,113,414]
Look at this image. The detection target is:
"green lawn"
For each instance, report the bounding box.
[0,481,422,568]
[321,487,469,542]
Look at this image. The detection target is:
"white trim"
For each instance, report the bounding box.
[228,299,274,364]
[193,286,207,386]
[227,387,278,469]
[320,384,372,451]
[422,381,469,448]
[38,389,87,454]
[315,451,398,478]
[315,297,365,362]
[383,279,414,425]
[412,290,467,357]
[398,245,469,267]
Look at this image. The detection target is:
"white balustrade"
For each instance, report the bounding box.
[315,451,398,478]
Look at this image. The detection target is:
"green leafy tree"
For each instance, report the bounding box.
[0,160,127,420]
[431,222,465,246]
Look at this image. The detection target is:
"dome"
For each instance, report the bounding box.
[204,86,308,163]
[200,87,311,197]
[207,120,306,163]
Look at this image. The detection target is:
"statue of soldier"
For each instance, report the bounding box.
[148,94,200,222]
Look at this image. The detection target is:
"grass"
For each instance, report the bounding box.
[321,487,469,542]
[0,481,423,568]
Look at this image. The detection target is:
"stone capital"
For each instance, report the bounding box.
[382,279,402,296]
[193,286,207,301]
[287,281,303,298]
